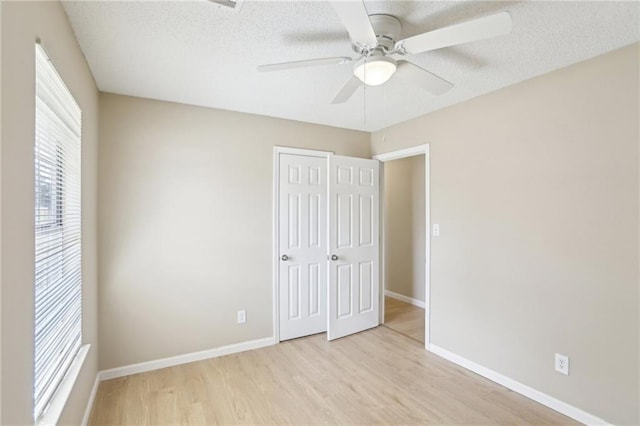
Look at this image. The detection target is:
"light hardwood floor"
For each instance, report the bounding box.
[89,326,577,425]
[383,296,425,343]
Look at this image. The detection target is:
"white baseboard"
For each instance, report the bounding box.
[429,344,611,426]
[99,336,276,381]
[81,374,100,426]
[385,290,426,309]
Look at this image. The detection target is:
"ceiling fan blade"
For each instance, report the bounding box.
[330,1,377,47]
[257,56,352,72]
[397,12,512,55]
[331,75,361,104]
[395,62,453,96]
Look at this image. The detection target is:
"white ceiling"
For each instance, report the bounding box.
[62,1,639,132]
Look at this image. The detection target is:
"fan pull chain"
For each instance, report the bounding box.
[363,57,367,130]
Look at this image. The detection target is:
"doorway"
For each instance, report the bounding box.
[374,145,430,348]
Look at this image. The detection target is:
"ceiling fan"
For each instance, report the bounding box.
[257,1,512,104]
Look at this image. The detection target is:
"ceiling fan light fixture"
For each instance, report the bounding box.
[353,56,397,86]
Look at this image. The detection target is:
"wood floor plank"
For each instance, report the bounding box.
[89,327,578,425]
[384,296,425,343]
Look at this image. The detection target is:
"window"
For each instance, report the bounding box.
[33,43,82,421]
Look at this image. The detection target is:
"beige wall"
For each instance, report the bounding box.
[384,155,425,302]
[372,43,639,424]
[98,93,370,369]
[1,2,99,424]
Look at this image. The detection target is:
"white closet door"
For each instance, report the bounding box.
[279,154,328,340]
[327,155,380,340]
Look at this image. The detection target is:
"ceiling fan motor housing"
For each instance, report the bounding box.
[355,14,401,55]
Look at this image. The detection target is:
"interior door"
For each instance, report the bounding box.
[327,155,380,340]
[278,154,327,341]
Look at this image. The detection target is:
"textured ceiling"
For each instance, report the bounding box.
[62,1,639,132]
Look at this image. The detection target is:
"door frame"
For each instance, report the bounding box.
[373,144,431,350]
[272,146,333,343]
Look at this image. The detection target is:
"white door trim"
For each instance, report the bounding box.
[273,146,333,343]
[373,144,431,350]
[374,145,428,162]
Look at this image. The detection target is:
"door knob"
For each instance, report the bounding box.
[330,254,338,261]
[281,254,289,261]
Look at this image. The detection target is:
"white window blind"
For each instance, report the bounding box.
[34,43,82,421]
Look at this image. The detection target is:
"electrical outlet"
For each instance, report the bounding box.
[237,310,246,324]
[432,224,440,237]
[555,353,569,375]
